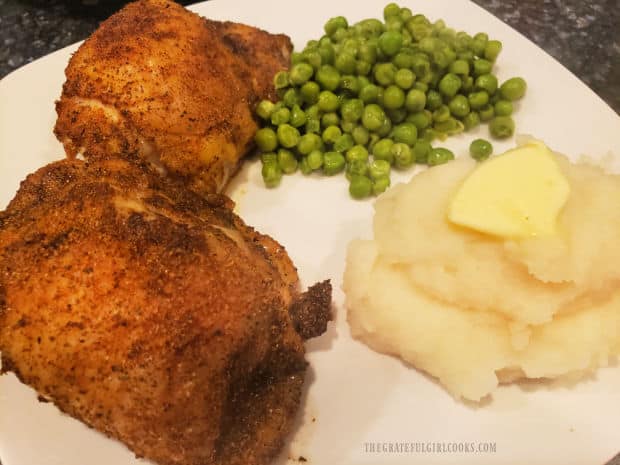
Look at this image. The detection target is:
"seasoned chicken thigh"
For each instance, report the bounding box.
[54,0,292,195]
[0,158,331,465]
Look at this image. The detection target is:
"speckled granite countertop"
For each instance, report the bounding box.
[1,0,618,114]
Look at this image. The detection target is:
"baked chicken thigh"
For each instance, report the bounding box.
[54,0,292,195]
[0,158,331,465]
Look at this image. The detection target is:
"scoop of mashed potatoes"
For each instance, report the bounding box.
[343,143,620,401]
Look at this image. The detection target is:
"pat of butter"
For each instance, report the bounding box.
[447,140,570,238]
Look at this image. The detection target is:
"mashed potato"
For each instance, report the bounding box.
[343,143,620,401]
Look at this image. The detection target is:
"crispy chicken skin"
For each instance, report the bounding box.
[54,0,292,195]
[0,158,331,465]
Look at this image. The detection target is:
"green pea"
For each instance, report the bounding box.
[262,153,278,166]
[469,138,493,161]
[427,147,455,166]
[297,133,322,155]
[473,58,492,77]
[359,83,381,103]
[407,111,431,130]
[406,17,431,40]
[386,17,405,32]
[374,62,397,86]
[475,74,498,95]
[448,94,470,118]
[472,32,488,56]
[358,75,371,89]
[346,144,369,162]
[438,73,462,97]
[354,60,370,76]
[433,105,451,123]
[489,116,515,138]
[494,99,513,116]
[318,90,340,112]
[323,151,346,175]
[318,44,336,66]
[277,149,298,174]
[372,138,395,164]
[431,50,450,69]
[391,122,418,146]
[335,53,356,74]
[290,51,304,65]
[434,117,464,135]
[455,32,473,52]
[282,88,299,108]
[256,100,275,120]
[340,75,361,96]
[395,68,415,89]
[341,121,355,134]
[346,159,370,180]
[391,142,414,169]
[300,81,320,104]
[368,133,381,152]
[413,140,432,164]
[392,51,413,69]
[387,107,407,124]
[333,133,355,152]
[479,104,495,122]
[273,70,290,90]
[262,161,282,187]
[468,90,489,110]
[305,118,321,134]
[321,112,340,128]
[357,43,377,65]
[372,176,391,195]
[332,28,347,43]
[425,90,443,110]
[349,174,373,199]
[307,149,324,170]
[500,77,527,101]
[369,159,391,180]
[462,111,480,130]
[484,40,502,61]
[384,2,401,20]
[322,125,342,144]
[298,156,312,175]
[411,55,431,80]
[316,65,341,91]
[305,104,319,119]
[352,125,370,145]
[290,63,314,86]
[289,105,307,128]
[359,18,385,38]
[449,59,470,76]
[413,81,428,93]
[254,127,278,152]
[401,89,425,113]
[277,124,300,148]
[376,117,393,137]
[419,127,438,143]
[362,104,387,131]
[383,85,405,109]
[341,98,364,122]
[324,16,348,36]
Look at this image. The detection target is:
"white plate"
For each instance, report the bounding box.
[1,1,619,465]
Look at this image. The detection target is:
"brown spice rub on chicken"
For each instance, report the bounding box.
[54,0,292,195]
[0,158,331,465]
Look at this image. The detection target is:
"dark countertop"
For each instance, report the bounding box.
[1,0,618,114]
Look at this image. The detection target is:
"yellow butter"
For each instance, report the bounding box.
[447,140,570,238]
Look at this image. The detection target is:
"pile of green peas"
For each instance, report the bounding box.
[254,2,527,199]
